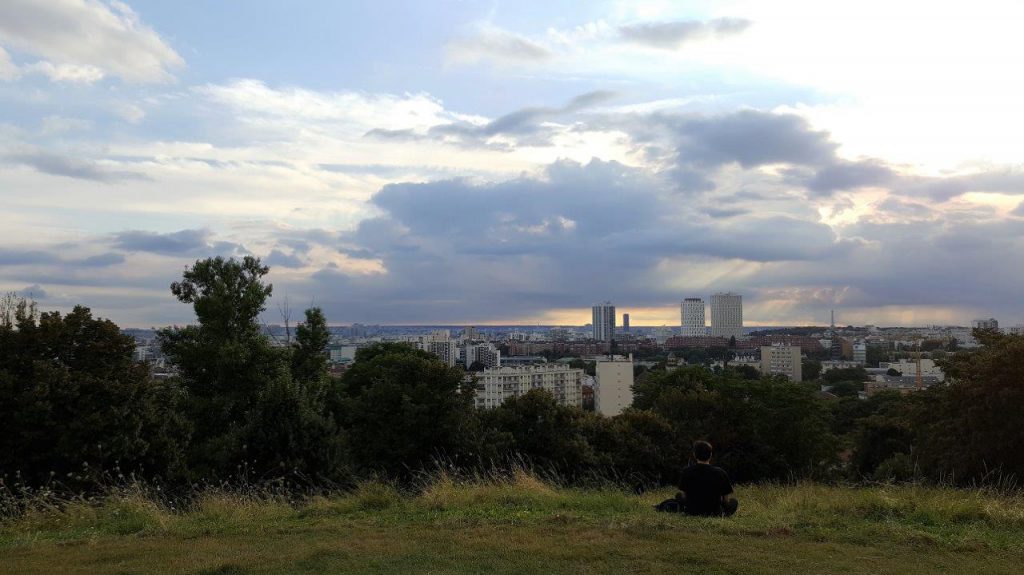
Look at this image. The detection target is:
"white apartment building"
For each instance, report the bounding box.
[592,301,616,342]
[680,298,706,337]
[853,341,867,365]
[760,345,802,382]
[417,331,458,367]
[973,318,999,330]
[473,364,584,409]
[710,292,744,340]
[881,359,945,381]
[594,354,634,416]
[464,342,501,369]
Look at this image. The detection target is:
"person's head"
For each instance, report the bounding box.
[693,440,713,463]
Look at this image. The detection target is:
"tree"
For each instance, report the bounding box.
[291,307,331,388]
[335,343,475,477]
[822,367,868,384]
[0,300,188,485]
[909,329,1024,483]
[886,367,902,376]
[158,256,290,476]
[802,358,823,381]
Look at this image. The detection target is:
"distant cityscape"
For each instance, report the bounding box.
[125,291,1018,419]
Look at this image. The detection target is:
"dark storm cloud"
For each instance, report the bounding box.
[619,18,752,50]
[112,229,244,256]
[670,110,836,168]
[7,151,149,182]
[282,159,865,323]
[804,160,896,194]
[264,249,306,268]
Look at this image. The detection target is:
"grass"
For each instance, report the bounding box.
[2,472,1023,574]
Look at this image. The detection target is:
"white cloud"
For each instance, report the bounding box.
[0,47,17,80]
[445,24,553,66]
[40,115,94,135]
[114,102,146,124]
[23,61,106,83]
[0,0,183,83]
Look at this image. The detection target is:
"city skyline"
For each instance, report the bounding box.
[3,1,1024,328]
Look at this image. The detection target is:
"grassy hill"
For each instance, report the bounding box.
[2,473,1022,574]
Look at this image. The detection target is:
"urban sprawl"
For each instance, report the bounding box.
[128,293,1016,416]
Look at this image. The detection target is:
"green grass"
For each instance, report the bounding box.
[2,472,1023,574]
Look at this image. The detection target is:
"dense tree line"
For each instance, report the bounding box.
[2,259,1022,491]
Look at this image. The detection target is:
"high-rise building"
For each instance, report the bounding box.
[622,313,630,333]
[760,345,802,382]
[973,318,999,330]
[473,364,584,409]
[594,354,634,416]
[592,301,616,342]
[464,342,501,369]
[680,298,706,337]
[710,292,743,339]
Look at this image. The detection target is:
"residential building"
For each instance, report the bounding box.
[417,331,458,367]
[853,341,867,365]
[710,292,743,340]
[592,301,616,342]
[594,354,634,416]
[973,318,999,330]
[1009,325,1024,336]
[680,298,706,337]
[464,342,501,369]
[473,364,584,409]
[622,313,630,333]
[881,358,945,381]
[760,345,802,382]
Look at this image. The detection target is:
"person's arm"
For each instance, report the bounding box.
[719,470,734,502]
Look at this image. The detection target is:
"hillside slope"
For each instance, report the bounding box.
[2,476,1022,574]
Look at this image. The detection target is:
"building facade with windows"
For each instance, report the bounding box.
[473,364,584,409]
[592,301,616,342]
[710,292,744,340]
[680,298,706,337]
[760,345,802,382]
[594,354,634,416]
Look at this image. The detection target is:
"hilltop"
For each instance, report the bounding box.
[2,475,1022,575]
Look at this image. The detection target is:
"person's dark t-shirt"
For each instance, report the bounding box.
[678,463,733,516]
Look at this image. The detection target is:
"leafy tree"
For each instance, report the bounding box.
[827,380,863,398]
[479,390,597,475]
[0,299,188,485]
[886,367,902,376]
[335,343,475,477]
[910,329,1024,482]
[158,257,291,476]
[802,358,823,381]
[822,367,869,384]
[291,307,331,389]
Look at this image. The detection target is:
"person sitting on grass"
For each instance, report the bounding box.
[674,440,738,517]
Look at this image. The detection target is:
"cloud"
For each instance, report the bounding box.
[367,91,617,149]
[23,60,105,83]
[0,0,183,83]
[0,46,17,80]
[264,249,306,269]
[618,18,752,50]
[669,110,836,168]
[801,160,896,194]
[6,151,148,182]
[112,229,244,257]
[445,25,552,66]
[18,284,47,299]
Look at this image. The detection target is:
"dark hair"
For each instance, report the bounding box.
[693,440,713,461]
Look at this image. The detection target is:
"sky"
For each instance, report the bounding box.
[2,0,1023,328]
